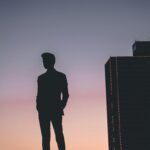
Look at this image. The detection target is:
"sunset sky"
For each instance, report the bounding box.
[1,0,150,150]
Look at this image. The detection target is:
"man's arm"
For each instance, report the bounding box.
[36,77,40,111]
[61,75,69,109]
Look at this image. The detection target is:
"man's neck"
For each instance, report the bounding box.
[46,67,55,73]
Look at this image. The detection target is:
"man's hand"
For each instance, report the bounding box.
[60,101,66,109]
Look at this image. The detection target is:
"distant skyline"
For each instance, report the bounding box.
[1,0,150,150]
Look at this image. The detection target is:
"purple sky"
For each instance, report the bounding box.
[1,0,150,101]
[0,0,150,150]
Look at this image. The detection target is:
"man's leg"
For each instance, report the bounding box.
[51,115,65,150]
[39,113,51,150]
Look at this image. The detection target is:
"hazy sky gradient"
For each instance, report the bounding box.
[1,0,150,150]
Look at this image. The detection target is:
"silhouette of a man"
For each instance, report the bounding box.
[36,53,69,150]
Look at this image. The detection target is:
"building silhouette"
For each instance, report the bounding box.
[105,41,150,150]
[133,41,150,56]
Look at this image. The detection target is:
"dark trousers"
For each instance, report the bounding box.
[38,112,65,150]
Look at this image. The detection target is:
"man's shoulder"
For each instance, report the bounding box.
[55,70,66,78]
[37,73,46,81]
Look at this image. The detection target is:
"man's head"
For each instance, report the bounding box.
[41,52,55,69]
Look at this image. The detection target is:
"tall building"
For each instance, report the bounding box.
[105,41,150,150]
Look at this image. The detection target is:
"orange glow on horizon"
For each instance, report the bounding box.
[0,95,108,150]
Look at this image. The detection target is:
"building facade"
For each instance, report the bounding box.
[105,42,150,150]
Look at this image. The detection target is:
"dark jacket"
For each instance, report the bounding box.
[36,69,69,115]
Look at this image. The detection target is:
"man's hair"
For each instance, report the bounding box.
[41,52,56,66]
